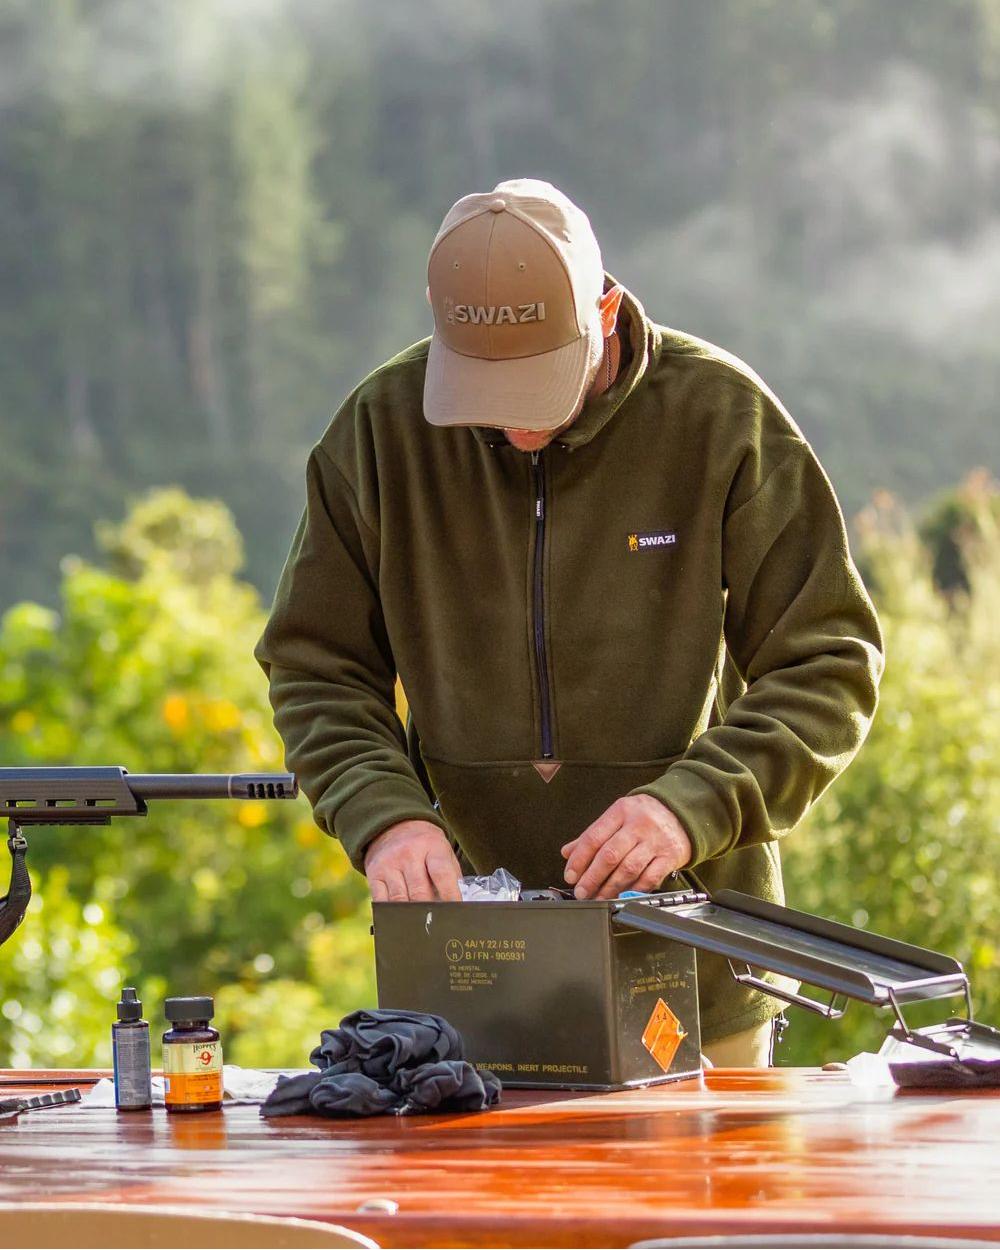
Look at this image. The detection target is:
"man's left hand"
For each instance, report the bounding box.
[561,795,692,899]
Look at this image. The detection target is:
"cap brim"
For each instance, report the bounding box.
[423,329,598,431]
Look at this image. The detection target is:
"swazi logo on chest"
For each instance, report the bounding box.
[627,529,677,552]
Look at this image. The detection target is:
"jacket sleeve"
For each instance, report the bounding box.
[630,426,885,868]
[253,442,447,873]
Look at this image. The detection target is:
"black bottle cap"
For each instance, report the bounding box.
[164,995,214,1023]
[116,987,144,1023]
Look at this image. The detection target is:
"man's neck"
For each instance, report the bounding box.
[502,329,622,452]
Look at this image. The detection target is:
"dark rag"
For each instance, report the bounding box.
[309,1008,464,1080]
[260,1008,502,1119]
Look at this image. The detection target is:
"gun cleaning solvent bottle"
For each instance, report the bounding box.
[112,987,152,1112]
[162,996,223,1113]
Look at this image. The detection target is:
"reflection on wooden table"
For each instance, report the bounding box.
[1,1067,998,1248]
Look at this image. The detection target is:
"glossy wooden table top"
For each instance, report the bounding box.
[1,1067,998,1247]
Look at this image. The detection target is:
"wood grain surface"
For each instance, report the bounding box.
[1,1067,998,1247]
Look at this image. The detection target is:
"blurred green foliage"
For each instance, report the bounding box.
[918,469,1000,596]
[778,475,1000,1064]
[1,869,138,1068]
[0,480,997,1069]
[0,488,374,1067]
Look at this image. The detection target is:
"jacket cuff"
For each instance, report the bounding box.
[628,765,735,868]
[329,781,449,874]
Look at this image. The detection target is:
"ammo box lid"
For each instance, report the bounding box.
[615,889,969,1010]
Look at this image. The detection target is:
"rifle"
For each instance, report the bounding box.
[0,767,298,947]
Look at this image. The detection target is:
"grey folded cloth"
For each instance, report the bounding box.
[394,1060,500,1112]
[263,1070,400,1117]
[309,1008,464,1080]
[260,1009,502,1119]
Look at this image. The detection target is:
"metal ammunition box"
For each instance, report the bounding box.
[373,891,703,1089]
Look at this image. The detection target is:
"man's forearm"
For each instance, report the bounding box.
[630,637,881,866]
[262,662,447,871]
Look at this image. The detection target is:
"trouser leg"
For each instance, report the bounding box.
[701,1018,776,1068]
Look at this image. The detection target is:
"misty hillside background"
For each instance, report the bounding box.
[2,0,999,612]
[2,1,1000,1072]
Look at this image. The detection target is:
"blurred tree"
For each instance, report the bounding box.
[777,482,1000,1065]
[917,469,1000,595]
[230,31,336,448]
[0,868,139,1069]
[2,0,1000,615]
[0,486,375,1066]
[95,486,245,584]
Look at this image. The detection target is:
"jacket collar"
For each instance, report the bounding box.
[470,273,659,451]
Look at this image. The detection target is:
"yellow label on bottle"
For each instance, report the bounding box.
[163,1039,223,1105]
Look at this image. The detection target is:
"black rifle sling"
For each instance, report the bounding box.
[0,824,30,946]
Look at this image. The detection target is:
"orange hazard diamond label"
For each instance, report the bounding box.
[641,997,687,1073]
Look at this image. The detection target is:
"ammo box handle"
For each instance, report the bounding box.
[614,902,850,1018]
[678,871,847,1015]
[725,961,847,1019]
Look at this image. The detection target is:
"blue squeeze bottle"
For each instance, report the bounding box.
[112,987,153,1111]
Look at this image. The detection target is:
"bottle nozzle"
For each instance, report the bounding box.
[116,986,143,1022]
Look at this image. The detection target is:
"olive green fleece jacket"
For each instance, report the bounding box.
[253,279,884,1043]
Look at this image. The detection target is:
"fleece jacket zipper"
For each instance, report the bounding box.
[530,449,554,759]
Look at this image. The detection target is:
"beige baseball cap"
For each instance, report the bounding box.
[423,178,605,431]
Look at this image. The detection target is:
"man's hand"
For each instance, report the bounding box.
[364,820,463,902]
[561,795,692,900]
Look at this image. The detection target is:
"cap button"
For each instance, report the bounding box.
[488,197,506,213]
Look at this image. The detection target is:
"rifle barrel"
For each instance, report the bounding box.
[0,767,298,824]
[127,773,298,800]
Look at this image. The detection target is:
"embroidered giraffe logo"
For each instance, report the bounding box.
[627,533,639,552]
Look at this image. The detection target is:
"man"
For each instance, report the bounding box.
[254,179,884,1067]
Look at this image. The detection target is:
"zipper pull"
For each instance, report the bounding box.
[530,450,543,519]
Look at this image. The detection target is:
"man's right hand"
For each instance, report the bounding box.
[364,820,463,902]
